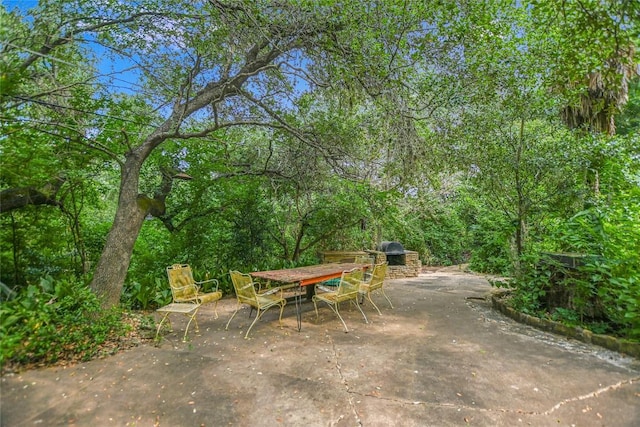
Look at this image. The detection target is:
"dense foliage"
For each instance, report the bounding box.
[1,277,129,370]
[506,134,640,339]
[1,0,638,368]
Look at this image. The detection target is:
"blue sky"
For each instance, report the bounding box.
[4,0,143,94]
[3,0,38,11]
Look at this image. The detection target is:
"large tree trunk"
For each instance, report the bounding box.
[89,152,147,308]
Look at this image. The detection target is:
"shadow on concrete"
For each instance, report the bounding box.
[2,268,639,426]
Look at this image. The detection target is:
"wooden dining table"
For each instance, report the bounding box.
[250,262,369,331]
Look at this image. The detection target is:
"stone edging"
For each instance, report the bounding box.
[490,291,640,359]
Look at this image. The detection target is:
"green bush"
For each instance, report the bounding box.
[508,254,639,340]
[505,253,550,315]
[582,258,640,339]
[554,193,639,338]
[505,205,640,340]
[0,276,129,370]
[121,276,171,310]
[416,208,469,266]
[468,216,513,275]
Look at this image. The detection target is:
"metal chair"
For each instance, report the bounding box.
[354,254,375,281]
[354,254,375,265]
[313,268,368,332]
[358,262,393,315]
[156,264,222,341]
[226,270,287,339]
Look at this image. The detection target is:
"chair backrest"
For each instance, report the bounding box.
[354,255,375,265]
[229,270,258,304]
[369,262,388,290]
[337,268,364,297]
[167,264,198,302]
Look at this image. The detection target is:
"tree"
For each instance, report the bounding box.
[528,0,639,135]
[3,0,432,307]
[5,0,634,309]
[1,2,109,282]
[86,1,358,307]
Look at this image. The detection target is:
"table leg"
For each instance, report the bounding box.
[295,283,302,331]
[305,284,315,300]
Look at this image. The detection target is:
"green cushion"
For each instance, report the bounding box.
[320,278,341,287]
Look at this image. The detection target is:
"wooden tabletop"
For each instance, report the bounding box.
[251,263,367,287]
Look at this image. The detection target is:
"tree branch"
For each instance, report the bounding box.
[0,178,66,213]
[18,12,173,72]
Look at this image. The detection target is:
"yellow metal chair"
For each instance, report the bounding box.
[313,268,368,332]
[354,254,375,265]
[358,262,393,315]
[155,264,223,341]
[354,254,375,281]
[166,264,222,309]
[226,270,287,339]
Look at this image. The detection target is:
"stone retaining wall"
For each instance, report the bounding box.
[491,291,640,359]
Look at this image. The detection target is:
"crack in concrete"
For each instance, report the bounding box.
[328,333,363,427]
[322,306,638,424]
[340,376,640,418]
[347,390,534,415]
[543,376,640,415]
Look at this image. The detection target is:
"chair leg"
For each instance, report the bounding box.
[314,297,350,332]
[155,312,172,340]
[352,298,369,323]
[277,302,285,327]
[212,300,219,319]
[331,302,350,332]
[245,304,282,339]
[381,289,394,309]
[313,298,320,319]
[225,302,242,330]
[366,292,382,315]
[183,309,199,342]
[244,308,263,339]
[334,303,349,332]
[190,311,200,333]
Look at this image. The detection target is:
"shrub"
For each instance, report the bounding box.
[468,216,513,275]
[505,252,639,341]
[0,276,129,371]
[121,276,171,310]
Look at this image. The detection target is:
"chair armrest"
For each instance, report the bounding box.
[195,278,219,292]
[259,286,282,297]
[348,278,367,287]
[253,279,273,293]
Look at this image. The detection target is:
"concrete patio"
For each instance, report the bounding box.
[2,267,638,426]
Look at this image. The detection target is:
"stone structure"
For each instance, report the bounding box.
[319,250,422,279]
[384,250,421,279]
